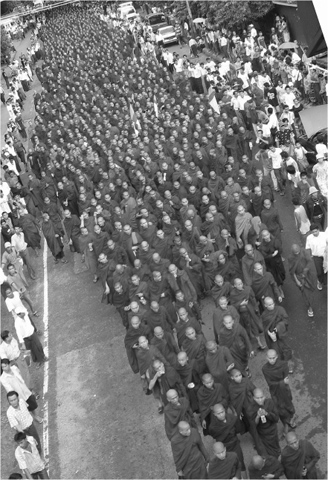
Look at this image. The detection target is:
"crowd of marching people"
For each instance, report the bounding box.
[1,1,327,478]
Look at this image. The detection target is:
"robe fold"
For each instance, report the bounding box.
[205,346,234,391]
[208,452,240,480]
[164,397,196,440]
[281,440,320,479]
[247,398,281,458]
[171,428,208,479]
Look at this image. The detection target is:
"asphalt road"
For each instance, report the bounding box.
[1,29,327,480]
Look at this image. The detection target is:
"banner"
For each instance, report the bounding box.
[129,103,141,135]
[208,85,220,114]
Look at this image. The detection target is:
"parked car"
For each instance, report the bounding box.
[146,12,168,33]
[298,105,328,164]
[298,128,328,164]
[157,25,177,45]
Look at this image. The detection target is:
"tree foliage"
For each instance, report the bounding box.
[174,0,273,30]
[1,26,12,64]
[0,1,32,15]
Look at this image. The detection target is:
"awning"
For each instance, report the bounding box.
[299,105,328,138]
[297,0,327,57]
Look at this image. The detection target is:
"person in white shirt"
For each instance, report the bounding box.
[0,330,32,389]
[268,145,284,194]
[305,223,327,289]
[11,227,36,280]
[249,24,257,38]
[237,68,250,90]
[0,359,42,423]
[14,433,48,479]
[14,307,48,368]
[189,38,198,58]
[292,197,310,245]
[315,135,328,159]
[283,86,296,109]
[205,58,216,72]
[7,392,42,452]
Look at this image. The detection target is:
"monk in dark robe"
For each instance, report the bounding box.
[209,404,245,472]
[171,421,210,480]
[228,369,256,431]
[42,197,64,235]
[281,432,320,479]
[212,296,240,342]
[208,442,241,480]
[167,264,198,305]
[108,281,130,328]
[251,262,282,310]
[124,316,150,374]
[229,278,266,350]
[148,270,177,321]
[260,199,284,242]
[175,308,203,347]
[205,340,234,391]
[247,388,281,458]
[181,327,207,375]
[18,212,41,250]
[217,314,253,376]
[42,213,66,263]
[135,337,168,379]
[63,209,81,253]
[210,274,232,306]
[197,373,229,436]
[259,230,285,295]
[150,326,179,367]
[262,349,296,437]
[216,250,241,283]
[288,244,317,317]
[175,351,201,413]
[261,297,293,365]
[248,454,284,479]
[92,225,110,258]
[143,301,174,333]
[147,359,186,411]
[178,248,205,298]
[164,389,196,440]
[78,227,98,281]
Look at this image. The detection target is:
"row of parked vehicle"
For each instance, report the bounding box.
[116,3,179,45]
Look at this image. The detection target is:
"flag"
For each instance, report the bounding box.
[154,94,159,118]
[208,85,220,114]
[129,103,141,135]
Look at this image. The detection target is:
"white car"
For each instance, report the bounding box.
[157,25,177,45]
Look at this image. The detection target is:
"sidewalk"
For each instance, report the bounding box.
[1,31,43,185]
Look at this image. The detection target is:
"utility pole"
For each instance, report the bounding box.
[185,0,195,34]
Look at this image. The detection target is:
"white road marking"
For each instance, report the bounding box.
[42,239,50,471]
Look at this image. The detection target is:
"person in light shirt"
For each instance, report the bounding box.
[7,391,42,453]
[13,307,48,369]
[11,227,36,280]
[305,223,327,290]
[14,433,49,479]
[0,330,32,390]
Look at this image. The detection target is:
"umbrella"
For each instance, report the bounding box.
[193,18,206,24]
[278,42,298,50]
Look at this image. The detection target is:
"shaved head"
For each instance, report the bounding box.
[251,455,265,469]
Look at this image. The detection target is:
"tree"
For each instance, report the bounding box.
[173,0,273,31]
[1,26,12,65]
